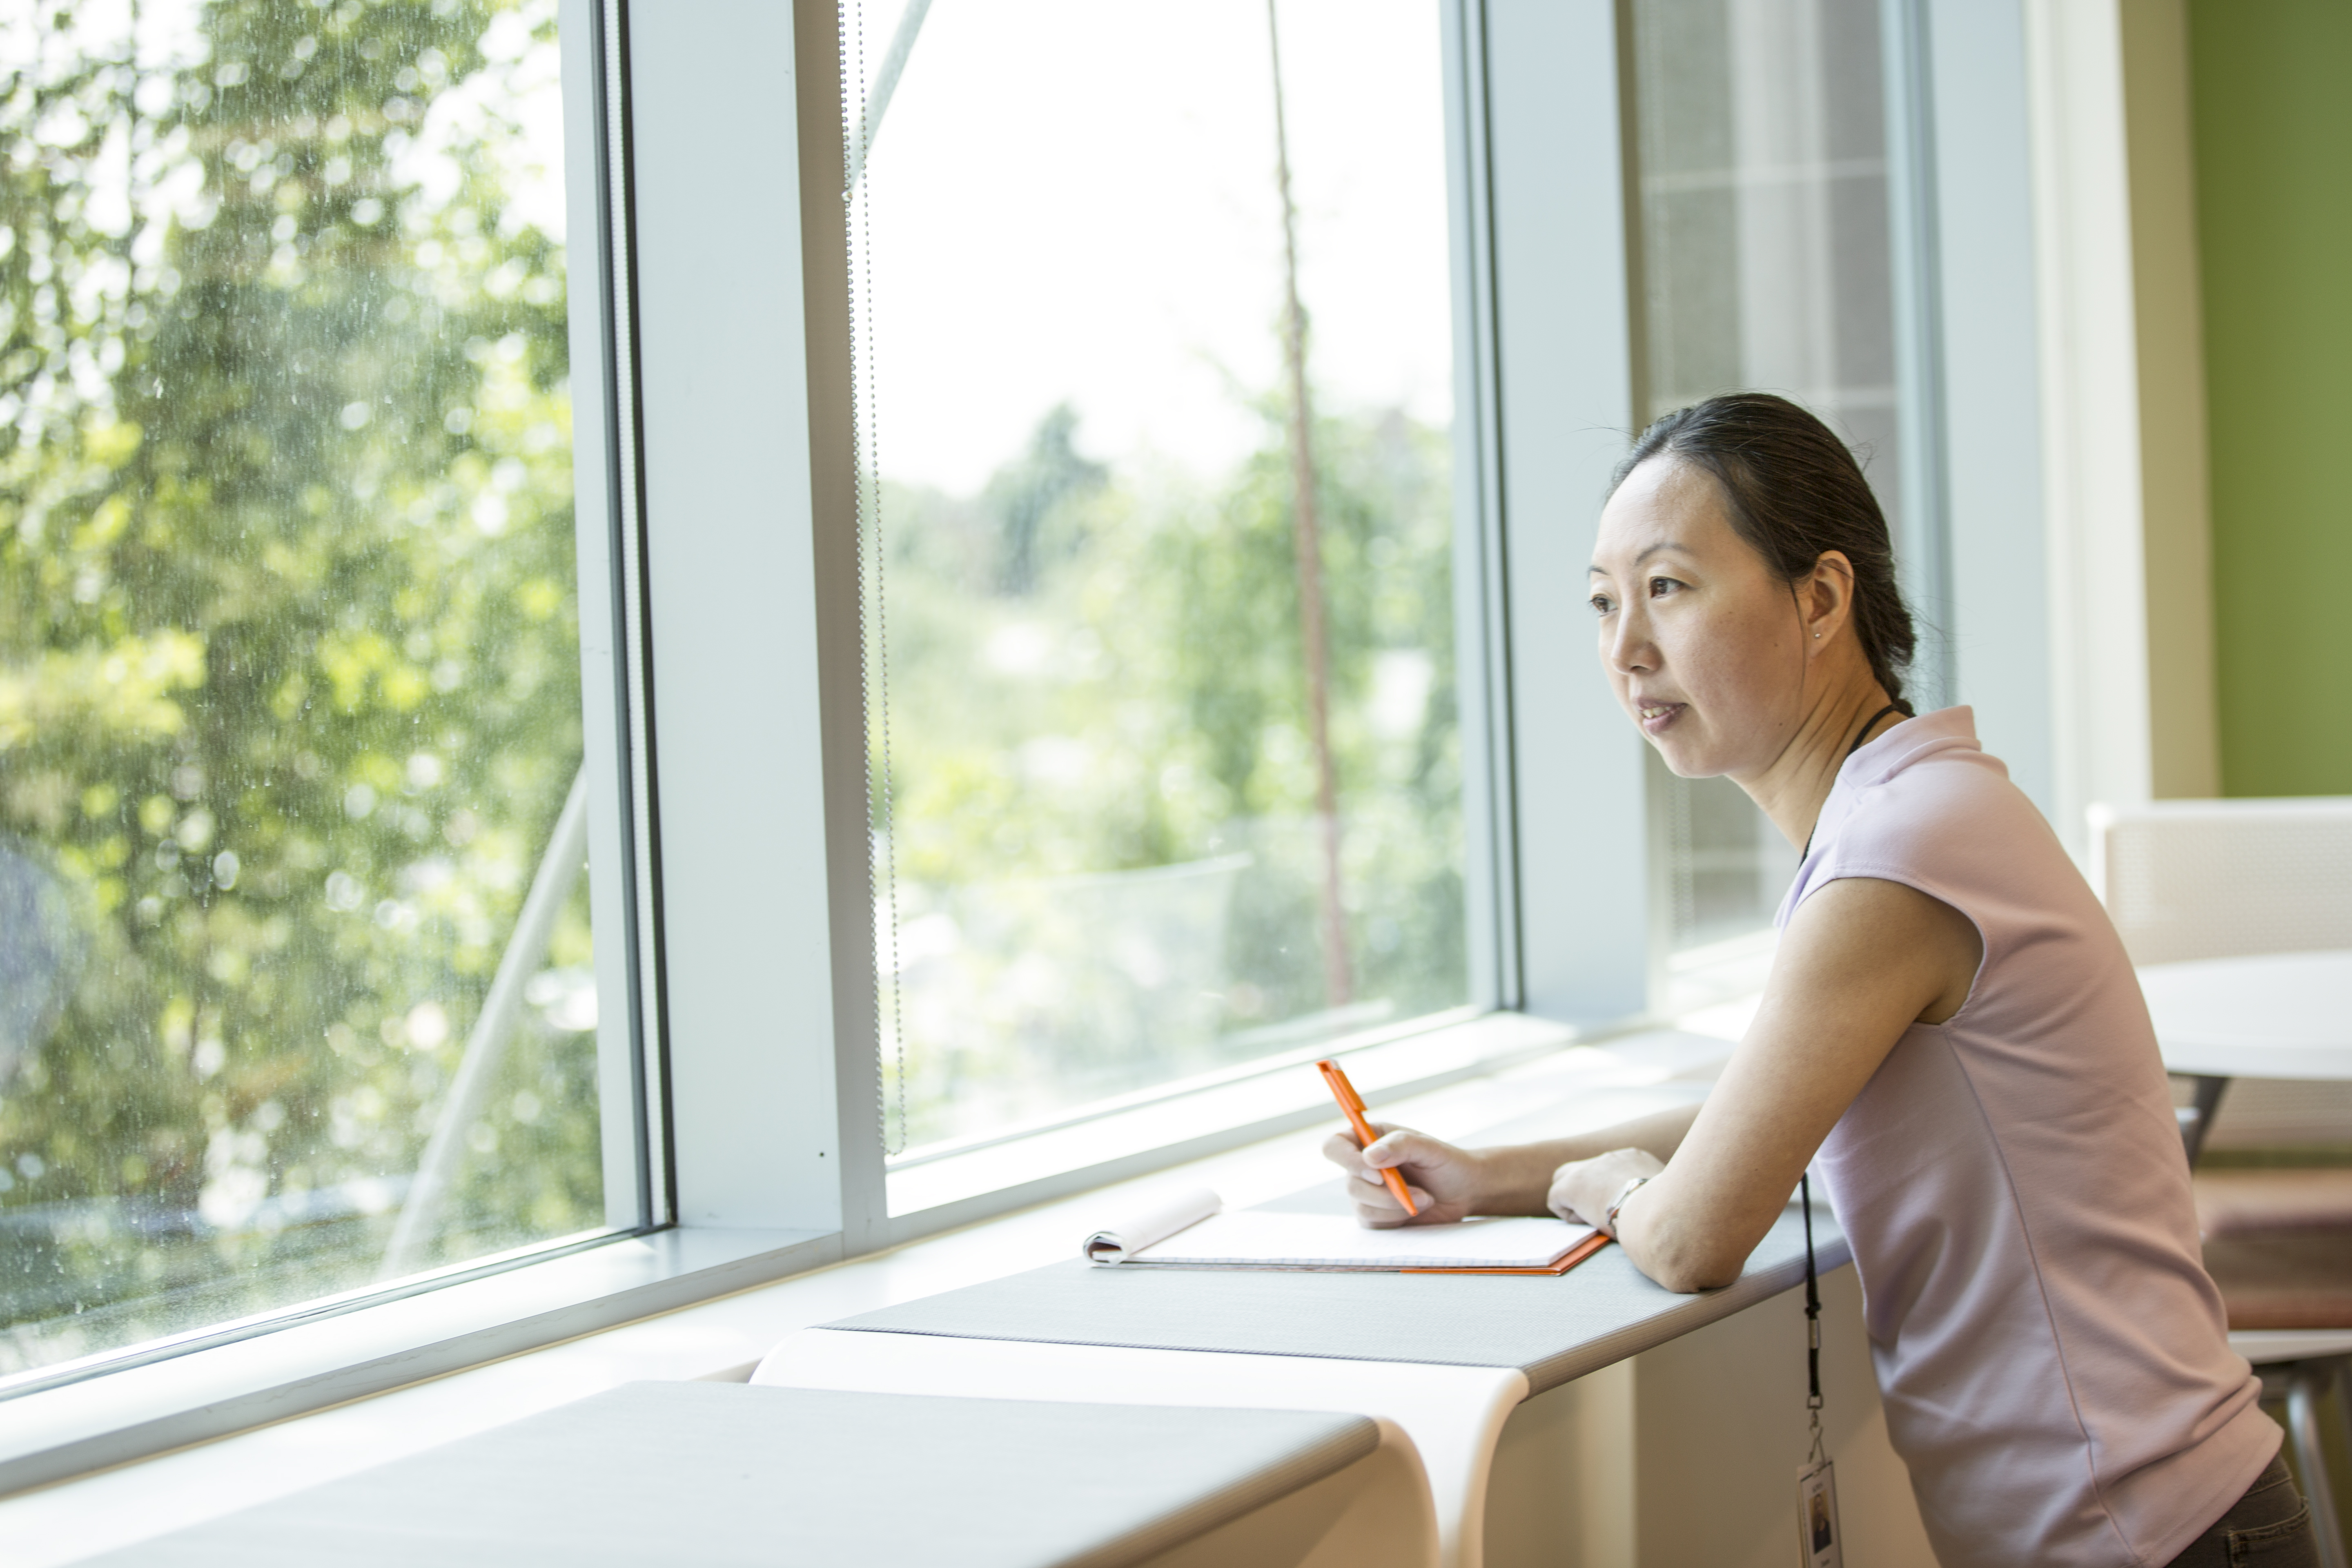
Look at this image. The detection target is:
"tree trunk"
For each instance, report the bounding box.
[1267,0,1351,1011]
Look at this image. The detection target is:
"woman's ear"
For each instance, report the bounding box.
[1802,551,1858,648]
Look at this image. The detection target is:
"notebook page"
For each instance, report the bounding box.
[1127,1211,1595,1269]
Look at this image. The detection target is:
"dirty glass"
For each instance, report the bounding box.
[1628,0,1905,964]
[0,0,614,1383]
[847,0,1468,1173]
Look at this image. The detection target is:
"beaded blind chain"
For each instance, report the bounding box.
[840,0,907,1157]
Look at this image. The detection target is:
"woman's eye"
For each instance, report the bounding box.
[1648,576,1680,597]
[1588,593,1614,616]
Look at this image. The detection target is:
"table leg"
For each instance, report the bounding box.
[2286,1362,2350,1568]
[2177,1075,2230,1168]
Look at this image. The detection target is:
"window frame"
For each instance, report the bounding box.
[0,0,841,1488]
[790,0,1606,1245]
[1,0,2058,1495]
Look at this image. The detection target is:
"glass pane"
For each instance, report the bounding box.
[849,0,1468,1167]
[0,0,615,1382]
[1628,0,1902,956]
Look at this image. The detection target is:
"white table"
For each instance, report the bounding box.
[2137,951,2352,1568]
[2138,951,2352,1082]
[2138,949,2352,1164]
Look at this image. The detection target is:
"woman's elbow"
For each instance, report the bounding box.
[1630,1232,1745,1294]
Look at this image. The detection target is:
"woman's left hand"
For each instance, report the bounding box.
[1548,1147,1666,1233]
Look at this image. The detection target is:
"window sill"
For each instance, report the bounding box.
[1,1007,1751,1554]
[884,1008,1591,1236]
[0,1225,833,1499]
[4,1020,1739,1565]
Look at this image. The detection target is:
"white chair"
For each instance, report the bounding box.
[2090,798,2352,1567]
[2089,797,2352,1158]
[2090,796,2352,964]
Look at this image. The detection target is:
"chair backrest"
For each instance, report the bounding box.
[2089,797,2352,1153]
[2087,797,2352,965]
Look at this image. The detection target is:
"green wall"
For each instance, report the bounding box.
[2190,0,2352,797]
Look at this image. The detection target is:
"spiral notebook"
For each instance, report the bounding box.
[1081,1186,1608,1276]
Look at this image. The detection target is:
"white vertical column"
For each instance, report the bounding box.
[557,0,650,1232]
[626,2,851,1234]
[1883,0,1956,709]
[1483,0,1651,1026]
[2024,0,2154,858]
[1924,0,2057,826]
[1442,0,1518,1013]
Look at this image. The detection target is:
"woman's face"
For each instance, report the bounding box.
[1588,456,1811,780]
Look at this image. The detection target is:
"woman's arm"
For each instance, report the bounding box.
[1603,875,1979,1290]
[1323,1102,1701,1226]
[1324,875,1979,1289]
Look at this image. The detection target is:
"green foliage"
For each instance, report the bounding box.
[878,401,1466,1147]
[0,0,597,1374]
[0,0,1476,1361]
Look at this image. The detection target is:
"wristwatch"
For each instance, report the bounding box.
[1601,1174,1650,1238]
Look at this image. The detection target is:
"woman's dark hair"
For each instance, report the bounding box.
[1611,392,1917,707]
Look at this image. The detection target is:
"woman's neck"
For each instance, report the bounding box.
[1738,678,1903,851]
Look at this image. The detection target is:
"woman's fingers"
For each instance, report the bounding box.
[1361,1126,1442,1169]
[1322,1121,1409,1171]
[1323,1122,1475,1227]
[1352,1183,1436,1228]
[1347,1164,1427,1207]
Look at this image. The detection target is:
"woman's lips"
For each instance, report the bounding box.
[1636,700,1685,735]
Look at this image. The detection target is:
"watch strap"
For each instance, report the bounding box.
[1602,1174,1650,1237]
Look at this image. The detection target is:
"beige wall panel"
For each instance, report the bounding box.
[2120,0,2222,798]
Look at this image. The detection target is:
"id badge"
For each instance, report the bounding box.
[1796,1457,1843,1568]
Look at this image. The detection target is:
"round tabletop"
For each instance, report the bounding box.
[2136,950,2352,1080]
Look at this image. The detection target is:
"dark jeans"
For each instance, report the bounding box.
[2164,1455,2323,1567]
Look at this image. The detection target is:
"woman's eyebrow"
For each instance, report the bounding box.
[1590,541,1688,575]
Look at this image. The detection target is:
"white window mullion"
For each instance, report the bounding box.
[1441,0,1523,1015]
[1482,0,1655,1027]
[625,0,851,1236]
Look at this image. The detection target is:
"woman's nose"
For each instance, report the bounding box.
[1606,609,1656,675]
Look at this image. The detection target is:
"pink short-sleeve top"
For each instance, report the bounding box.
[1775,707,2275,1568]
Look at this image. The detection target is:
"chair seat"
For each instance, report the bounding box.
[2203,1232,2352,1331]
[2195,1169,2352,1238]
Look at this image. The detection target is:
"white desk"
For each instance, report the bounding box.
[2138,951,2352,1082]
[78,1383,1429,1568]
[6,1033,1940,1568]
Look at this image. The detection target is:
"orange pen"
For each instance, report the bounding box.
[1317,1058,1418,1218]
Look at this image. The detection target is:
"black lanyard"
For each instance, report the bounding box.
[1846,702,1908,762]
[1801,701,1908,861]
[1800,699,1906,1442]
[1803,1171,1823,1428]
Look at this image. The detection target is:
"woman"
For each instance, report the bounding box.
[1328,394,2318,1567]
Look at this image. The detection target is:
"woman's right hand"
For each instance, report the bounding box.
[1321,1123,1492,1228]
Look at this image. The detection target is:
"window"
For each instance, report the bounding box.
[844,0,1473,1188]
[0,0,2013,1478]
[1624,0,1912,976]
[0,0,630,1384]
